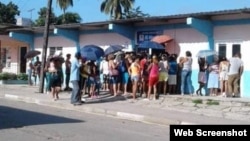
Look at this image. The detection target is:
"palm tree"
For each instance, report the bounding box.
[56,0,73,23]
[100,0,135,20]
[57,12,82,24]
[56,0,73,14]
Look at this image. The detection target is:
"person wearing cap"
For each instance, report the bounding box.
[70,52,83,105]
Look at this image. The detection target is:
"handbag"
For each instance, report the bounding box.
[110,68,119,76]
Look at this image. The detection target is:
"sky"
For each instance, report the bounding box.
[2,0,250,23]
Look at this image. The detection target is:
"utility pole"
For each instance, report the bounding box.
[39,0,52,93]
[28,8,35,26]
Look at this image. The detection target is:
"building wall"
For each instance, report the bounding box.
[80,33,130,50]
[164,28,209,94]
[34,36,76,60]
[0,35,28,73]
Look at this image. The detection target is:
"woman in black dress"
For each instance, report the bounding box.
[49,58,63,101]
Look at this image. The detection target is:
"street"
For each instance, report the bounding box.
[0,99,169,141]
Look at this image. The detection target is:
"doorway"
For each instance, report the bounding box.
[215,42,242,95]
[20,47,27,73]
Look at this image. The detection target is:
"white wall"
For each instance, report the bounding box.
[34,36,76,61]
[214,24,250,70]
[164,28,208,69]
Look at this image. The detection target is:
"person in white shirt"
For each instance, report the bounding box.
[27,58,34,86]
[158,54,169,95]
[227,53,243,97]
[100,56,109,91]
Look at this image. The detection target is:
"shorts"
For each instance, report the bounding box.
[168,75,177,85]
[220,72,228,81]
[131,75,140,82]
[149,76,158,86]
[122,72,129,84]
[88,77,96,85]
[109,76,118,84]
[103,74,109,83]
[159,72,168,82]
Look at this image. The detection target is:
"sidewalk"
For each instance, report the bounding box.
[1,85,250,125]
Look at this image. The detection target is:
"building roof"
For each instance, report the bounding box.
[0,24,23,34]
[7,7,250,33]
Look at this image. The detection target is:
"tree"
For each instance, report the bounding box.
[0,2,20,24]
[100,0,135,20]
[56,0,73,23]
[35,7,57,26]
[122,6,150,19]
[56,12,81,24]
[56,0,73,14]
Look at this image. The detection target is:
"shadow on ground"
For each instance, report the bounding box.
[0,105,84,130]
[85,92,128,104]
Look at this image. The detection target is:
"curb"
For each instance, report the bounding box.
[1,94,188,126]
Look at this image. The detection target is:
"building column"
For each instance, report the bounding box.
[109,23,135,50]
[54,28,80,52]
[9,32,34,50]
[187,17,214,50]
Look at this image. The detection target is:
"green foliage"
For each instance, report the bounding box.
[56,12,82,24]
[17,73,28,80]
[192,99,203,104]
[0,73,28,80]
[34,7,57,26]
[100,0,135,20]
[0,72,17,80]
[206,99,220,105]
[122,6,150,19]
[0,2,20,24]
[56,0,73,13]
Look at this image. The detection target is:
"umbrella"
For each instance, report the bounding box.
[138,41,165,50]
[165,40,180,55]
[115,51,124,56]
[105,45,125,55]
[196,50,218,58]
[80,45,104,60]
[25,50,41,58]
[151,35,173,44]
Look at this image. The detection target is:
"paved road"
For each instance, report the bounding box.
[0,99,169,141]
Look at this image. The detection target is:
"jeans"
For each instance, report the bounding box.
[65,73,70,88]
[71,80,81,104]
[27,69,32,85]
[181,70,192,94]
[45,72,51,92]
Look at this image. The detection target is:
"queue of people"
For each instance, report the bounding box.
[30,50,243,105]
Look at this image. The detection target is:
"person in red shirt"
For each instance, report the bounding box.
[140,53,149,97]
